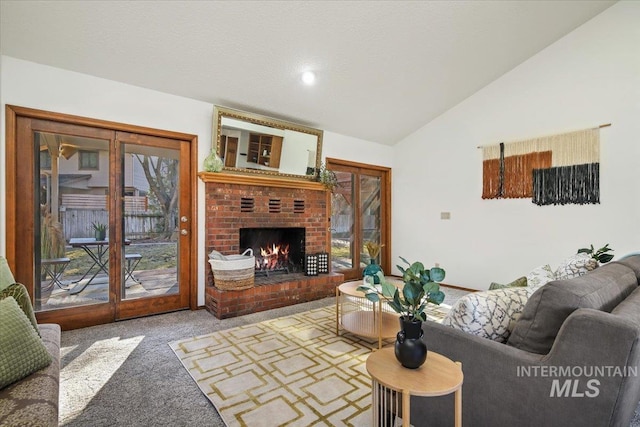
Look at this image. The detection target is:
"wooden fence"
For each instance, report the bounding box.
[61,194,148,212]
[60,209,163,240]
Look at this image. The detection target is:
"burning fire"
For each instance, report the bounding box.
[257,243,290,270]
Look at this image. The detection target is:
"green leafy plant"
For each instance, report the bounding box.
[357,257,446,321]
[578,243,614,264]
[91,222,107,233]
[318,162,338,192]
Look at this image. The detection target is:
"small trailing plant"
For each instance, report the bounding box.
[358,257,446,322]
[318,162,338,192]
[578,243,614,264]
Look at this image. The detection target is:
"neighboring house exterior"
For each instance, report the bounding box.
[40,148,149,198]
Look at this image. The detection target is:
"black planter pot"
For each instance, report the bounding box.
[394,316,427,369]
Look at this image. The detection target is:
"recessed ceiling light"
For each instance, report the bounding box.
[301,71,316,85]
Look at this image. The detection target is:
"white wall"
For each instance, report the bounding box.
[322,131,393,168]
[392,1,640,290]
[0,55,392,305]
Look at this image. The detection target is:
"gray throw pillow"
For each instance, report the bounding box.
[507,263,637,354]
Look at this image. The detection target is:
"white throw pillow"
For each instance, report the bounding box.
[526,264,556,291]
[554,253,598,280]
[442,287,532,343]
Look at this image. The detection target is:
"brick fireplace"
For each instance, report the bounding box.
[200,172,344,318]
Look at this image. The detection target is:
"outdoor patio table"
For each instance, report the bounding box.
[69,237,130,295]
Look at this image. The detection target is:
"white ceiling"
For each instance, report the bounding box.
[0,1,616,145]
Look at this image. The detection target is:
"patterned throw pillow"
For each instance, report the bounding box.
[489,276,527,290]
[555,253,598,280]
[0,256,15,292]
[441,287,532,343]
[526,264,556,291]
[0,297,52,388]
[0,283,40,336]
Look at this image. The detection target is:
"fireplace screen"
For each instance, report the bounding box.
[240,227,305,274]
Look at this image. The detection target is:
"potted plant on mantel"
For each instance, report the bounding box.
[358,257,446,369]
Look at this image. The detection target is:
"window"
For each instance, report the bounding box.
[79,151,99,170]
[40,150,51,169]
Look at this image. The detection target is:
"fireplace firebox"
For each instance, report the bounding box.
[240,227,305,275]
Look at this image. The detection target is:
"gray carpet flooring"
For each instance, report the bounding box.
[60,298,337,426]
[60,289,640,426]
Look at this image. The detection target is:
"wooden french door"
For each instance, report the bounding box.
[327,158,391,281]
[5,106,197,330]
[222,136,238,167]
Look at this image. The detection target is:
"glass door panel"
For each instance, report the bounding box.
[360,175,382,267]
[36,131,111,311]
[121,143,179,300]
[331,171,355,271]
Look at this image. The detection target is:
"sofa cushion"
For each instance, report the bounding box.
[489,276,527,290]
[0,256,15,292]
[507,262,638,354]
[0,283,39,336]
[611,285,640,324]
[0,297,52,389]
[615,254,640,282]
[441,287,531,343]
[554,253,598,280]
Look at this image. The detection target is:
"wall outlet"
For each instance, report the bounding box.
[441,212,451,220]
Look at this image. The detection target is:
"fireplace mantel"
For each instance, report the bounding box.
[198,171,326,191]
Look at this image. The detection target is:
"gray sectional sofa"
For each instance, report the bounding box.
[412,255,640,427]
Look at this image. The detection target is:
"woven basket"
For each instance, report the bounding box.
[209,249,255,291]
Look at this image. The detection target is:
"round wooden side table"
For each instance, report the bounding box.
[335,281,400,349]
[366,347,463,427]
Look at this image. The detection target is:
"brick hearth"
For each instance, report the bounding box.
[205,272,344,319]
[200,172,344,318]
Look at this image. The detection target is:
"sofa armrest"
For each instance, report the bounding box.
[544,309,640,425]
[409,315,640,427]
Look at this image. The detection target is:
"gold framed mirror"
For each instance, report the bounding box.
[213,105,323,180]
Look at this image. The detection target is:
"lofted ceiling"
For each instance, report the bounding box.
[0,1,616,145]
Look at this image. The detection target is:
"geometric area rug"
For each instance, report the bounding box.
[169,306,379,426]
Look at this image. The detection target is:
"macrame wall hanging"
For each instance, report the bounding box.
[481,125,608,206]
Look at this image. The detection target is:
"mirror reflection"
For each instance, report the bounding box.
[213,106,323,179]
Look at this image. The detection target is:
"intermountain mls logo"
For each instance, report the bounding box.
[517,365,638,398]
